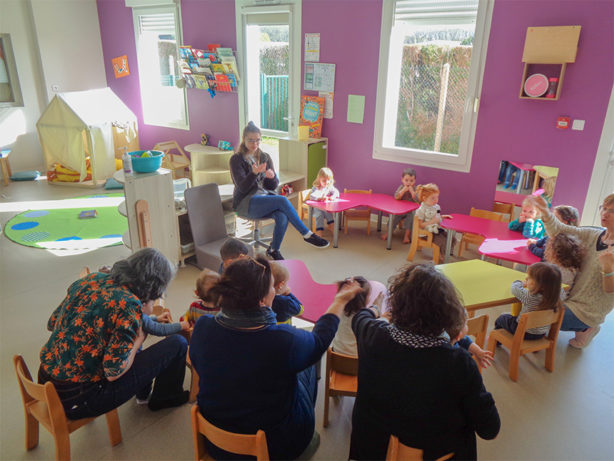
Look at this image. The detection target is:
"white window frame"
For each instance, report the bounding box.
[131,2,189,130]
[235,0,302,138]
[373,0,493,172]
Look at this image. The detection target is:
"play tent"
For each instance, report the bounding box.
[37,88,138,185]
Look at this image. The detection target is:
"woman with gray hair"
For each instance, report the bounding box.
[39,248,189,418]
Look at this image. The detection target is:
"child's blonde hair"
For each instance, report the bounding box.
[270,261,290,286]
[196,269,220,304]
[521,196,541,218]
[416,183,439,203]
[313,167,334,188]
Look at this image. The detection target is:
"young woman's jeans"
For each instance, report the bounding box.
[248,195,310,250]
[41,334,188,419]
[560,306,591,332]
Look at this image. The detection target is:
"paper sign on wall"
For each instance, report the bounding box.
[304,33,320,62]
[319,91,334,119]
[347,94,365,124]
[304,63,335,92]
[112,55,130,79]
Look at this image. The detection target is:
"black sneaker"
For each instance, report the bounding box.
[304,233,330,248]
[266,248,285,260]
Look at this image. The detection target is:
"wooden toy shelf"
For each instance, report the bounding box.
[519,25,581,101]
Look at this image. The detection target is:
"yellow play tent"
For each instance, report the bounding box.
[37,88,138,186]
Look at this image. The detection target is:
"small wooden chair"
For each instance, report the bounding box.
[191,404,269,460]
[13,355,122,461]
[154,140,191,179]
[492,201,514,222]
[343,189,372,235]
[457,208,505,258]
[406,215,440,264]
[323,348,358,427]
[466,314,489,372]
[298,188,316,231]
[385,435,454,461]
[486,306,565,382]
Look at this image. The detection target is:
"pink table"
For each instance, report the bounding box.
[441,214,539,265]
[494,190,526,207]
[306,192,419,249]
[278,259,337,323]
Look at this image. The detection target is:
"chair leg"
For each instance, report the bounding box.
[54,428,72,461]
[105,409,123,446]
[432,244,440,264]
[486,336,498,355]
[509,349,520,382]
[366,216,371,236]
[458,239,465,258]
[189,367,199,403]
[24,411,39,450]
[545,344,556,372]
[323,393,330,428]
[191,406,207,461]
[344,215,348,235]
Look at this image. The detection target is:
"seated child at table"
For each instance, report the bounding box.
[527,205,579,259]
[415,183,452,234]
[452,320,494,370]
[219,237,250,273]
[270,261,304,325]
[180,269,221,326]
[545,233,585,296]
[308,167,340,237]
[508,196,545,239]
[381,167,419,244]
[493,262,563,340]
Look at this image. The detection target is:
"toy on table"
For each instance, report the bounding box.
[217,141,233,151]
[201,133,209,146]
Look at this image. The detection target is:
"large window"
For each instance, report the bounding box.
[373,0,493,172]
[132,5,189,130]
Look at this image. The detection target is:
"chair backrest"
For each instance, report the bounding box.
[344,188,372,195]
[469,207,505,222]
[191,405,269,460]
[386,435,454,461]
[412,215,432,240]
[14,355,69,435]
[185,183,227,246]
[154,141,188,161]
[492,202,514,221]
[466,314,489,349]
[328,348,358,376]
[520,308,561,332]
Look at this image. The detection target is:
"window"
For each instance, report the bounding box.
[132,4,189,130]
[373,0,493,172]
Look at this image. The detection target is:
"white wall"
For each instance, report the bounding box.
[0,0,106,173]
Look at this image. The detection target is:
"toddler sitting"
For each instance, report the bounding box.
[180,269,221,326]
[270,262,304,324]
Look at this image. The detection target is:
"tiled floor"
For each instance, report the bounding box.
[1,180,613,460]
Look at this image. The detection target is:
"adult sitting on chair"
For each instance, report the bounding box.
[349,263,500,460]
[38,248,189,418]
[189,256,362,460]
[230,122,329,260]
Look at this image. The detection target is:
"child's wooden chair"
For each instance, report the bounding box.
[298,188,316,231]
[486,306,565,382]
[191,405,269,460]
[13,355,122,461]
[492,201,514,222]
[153,140,191,179]
[385,435,454,461]
[323,348,358,427]
[457,208,505,258]
[343,189,372,235]
[466,314,489,372]
[406,215,440,264]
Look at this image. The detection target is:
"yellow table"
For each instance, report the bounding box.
[436,260,523,316]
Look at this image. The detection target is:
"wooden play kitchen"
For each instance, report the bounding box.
[519,25,581,101]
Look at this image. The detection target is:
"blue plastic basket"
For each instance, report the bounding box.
[130,150,164,173]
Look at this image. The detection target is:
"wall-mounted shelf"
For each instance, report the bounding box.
[519,25,581,101]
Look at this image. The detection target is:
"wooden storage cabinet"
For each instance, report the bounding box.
[278,137,327,207]
[186,144,233,188]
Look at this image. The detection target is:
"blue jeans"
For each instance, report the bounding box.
[561,306,590,332]
[51,335,188,419]
[248,195,310,250]
[503,164,520,189]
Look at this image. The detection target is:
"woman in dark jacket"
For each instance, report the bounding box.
[350,263,500,460]
[229,122,329,260]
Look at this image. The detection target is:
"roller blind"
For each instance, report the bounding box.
[137,12,175,35]
[395,0,478,23]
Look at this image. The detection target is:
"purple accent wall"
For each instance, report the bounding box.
[97,0,614,215]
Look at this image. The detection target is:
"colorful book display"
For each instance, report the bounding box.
[299,96,325,138]
[178,44,239,93]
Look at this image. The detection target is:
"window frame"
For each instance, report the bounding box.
[131,3,189,130]
[235,0,302,139]
[373,0,493,172]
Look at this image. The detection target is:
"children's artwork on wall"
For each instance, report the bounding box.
[112,55,130,79]
[300,95,325,138]
[319,91,334,119]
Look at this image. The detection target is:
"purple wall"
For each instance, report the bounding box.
[97,0,614,215]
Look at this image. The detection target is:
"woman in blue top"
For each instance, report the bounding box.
[229,122,329,260]
[189,257,361,460]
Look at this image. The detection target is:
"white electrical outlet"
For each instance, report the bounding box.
[572,119,585,131]
[51,84,59,92]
